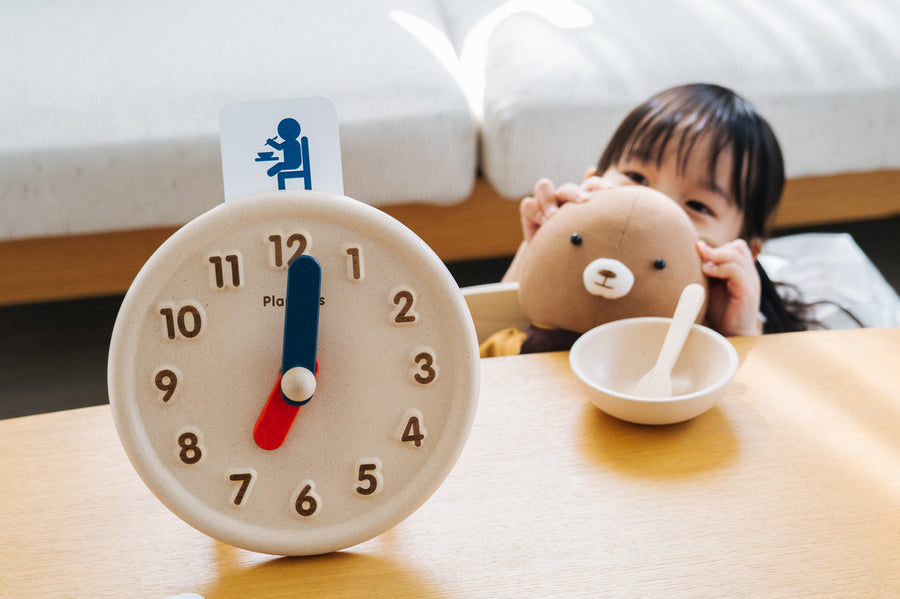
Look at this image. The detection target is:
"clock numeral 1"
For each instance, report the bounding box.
[356,459,383,497]
[344,245,365,281]
[228,470,256,507]
[399,409,426,447]
[293,481,321,518]
[159,302,205,340]
[268,232,309,268]
[209,252,242,289]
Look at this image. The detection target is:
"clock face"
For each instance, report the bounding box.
[108,191,479,556]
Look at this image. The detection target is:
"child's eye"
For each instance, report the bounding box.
[686,200,714,217]
[623,171,649,186]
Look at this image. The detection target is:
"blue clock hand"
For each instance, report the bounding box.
[254,255,321,450]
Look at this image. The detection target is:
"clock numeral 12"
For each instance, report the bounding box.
[268,233,309,268]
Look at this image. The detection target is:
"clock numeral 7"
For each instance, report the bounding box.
[228,470,256,507]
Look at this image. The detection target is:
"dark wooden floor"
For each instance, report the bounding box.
[1,217,897,420]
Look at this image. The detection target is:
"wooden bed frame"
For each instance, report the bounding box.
[1,171,898,306]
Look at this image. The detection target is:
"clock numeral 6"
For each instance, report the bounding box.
[159,302,205,340]
[268,233,309,268]
[356,459,383,496]
[293,481,321,518]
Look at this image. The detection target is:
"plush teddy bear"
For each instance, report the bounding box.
[482,186,708,355]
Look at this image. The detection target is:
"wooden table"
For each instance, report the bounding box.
[3,328,900,598]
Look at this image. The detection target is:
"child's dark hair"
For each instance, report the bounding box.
[596,83,785,241]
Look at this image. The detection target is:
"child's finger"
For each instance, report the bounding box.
[555,182,589,204]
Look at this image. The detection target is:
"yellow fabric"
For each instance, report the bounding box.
[479,327,527,357]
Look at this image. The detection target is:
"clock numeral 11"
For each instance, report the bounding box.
[209,253,242,289]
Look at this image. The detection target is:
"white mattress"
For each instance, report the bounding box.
[0,0,477,240]
[440,0,900,198]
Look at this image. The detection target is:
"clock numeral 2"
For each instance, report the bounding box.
[391,289,418,324]
[209,253,242,289]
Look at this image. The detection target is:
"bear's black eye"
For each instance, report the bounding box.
[570,233,583,246]
[653,259,666,270]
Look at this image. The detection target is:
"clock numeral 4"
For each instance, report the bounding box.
[159,301,205,340]
[399,409,426,447]
[208,252,243,289]
[268,232,309,268]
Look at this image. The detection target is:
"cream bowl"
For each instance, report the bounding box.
[569,317,739,425]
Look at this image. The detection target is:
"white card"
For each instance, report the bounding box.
[219,97,343,201]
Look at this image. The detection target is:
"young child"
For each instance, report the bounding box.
[503,83,809,336]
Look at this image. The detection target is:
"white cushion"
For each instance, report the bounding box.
[0,0,477,240]
[441,0,900,198]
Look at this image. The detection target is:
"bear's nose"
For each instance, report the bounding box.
[583,258,634,299]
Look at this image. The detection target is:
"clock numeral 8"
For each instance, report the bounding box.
[177,431,203,465]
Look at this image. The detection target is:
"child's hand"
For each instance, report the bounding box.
[697,239,762,336]
[518,178,591,242]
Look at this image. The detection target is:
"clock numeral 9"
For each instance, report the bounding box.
[269,233,309,268]
[159,302,204,340]
[154,368,179,403]
[208,253,242,289]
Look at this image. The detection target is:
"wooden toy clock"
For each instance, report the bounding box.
[108,191,480,556]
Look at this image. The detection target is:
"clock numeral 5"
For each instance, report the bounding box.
[208,252,243,289]
[268,233,309,268]
[159,302,205,340]
[356,459,383,496]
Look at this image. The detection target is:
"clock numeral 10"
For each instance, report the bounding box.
[159,302,205,340]
[209,253,242,289]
